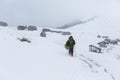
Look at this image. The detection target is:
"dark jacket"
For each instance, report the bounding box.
[65,36,75,49]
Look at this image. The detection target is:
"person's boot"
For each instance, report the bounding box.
[69,52,73,56]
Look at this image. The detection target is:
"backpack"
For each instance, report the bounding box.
[65,41,70,49]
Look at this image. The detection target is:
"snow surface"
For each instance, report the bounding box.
[0,16,120,80]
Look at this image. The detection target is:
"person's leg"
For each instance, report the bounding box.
[69,48,73,56]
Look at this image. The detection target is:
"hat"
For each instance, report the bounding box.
[69,36,73,39]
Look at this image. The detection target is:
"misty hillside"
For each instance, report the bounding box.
[57,17,96,29]
[1,0,120,27]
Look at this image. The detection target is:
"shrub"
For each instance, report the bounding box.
[17,37,31,43]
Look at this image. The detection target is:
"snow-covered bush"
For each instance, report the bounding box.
[17,25,27,30]
[62,32,71,35]
[17,37,31,43]
[40,31,46,37]
[42,28,51,32]
[27,26,37,31]
[0,21,8,27]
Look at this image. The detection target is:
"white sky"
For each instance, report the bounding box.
[0,0,120,27]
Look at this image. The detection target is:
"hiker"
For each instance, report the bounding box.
[65,36,75,56]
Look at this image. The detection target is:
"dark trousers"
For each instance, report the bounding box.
[69,48,73,56]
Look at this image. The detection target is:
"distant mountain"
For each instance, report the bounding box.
[0,21,8,27]
[57,17,96,29]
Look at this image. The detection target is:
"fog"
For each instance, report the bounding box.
[0,0,120,27]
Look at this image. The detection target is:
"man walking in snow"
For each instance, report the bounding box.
[65,36,75,56]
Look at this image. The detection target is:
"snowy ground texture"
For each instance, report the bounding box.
[0,16,120,80]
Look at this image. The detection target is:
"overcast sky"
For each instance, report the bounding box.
[0,0,120,27]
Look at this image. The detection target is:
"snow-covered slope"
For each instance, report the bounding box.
[1,0,120,80]
[0,16,120,80]
[66,17,120,80]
